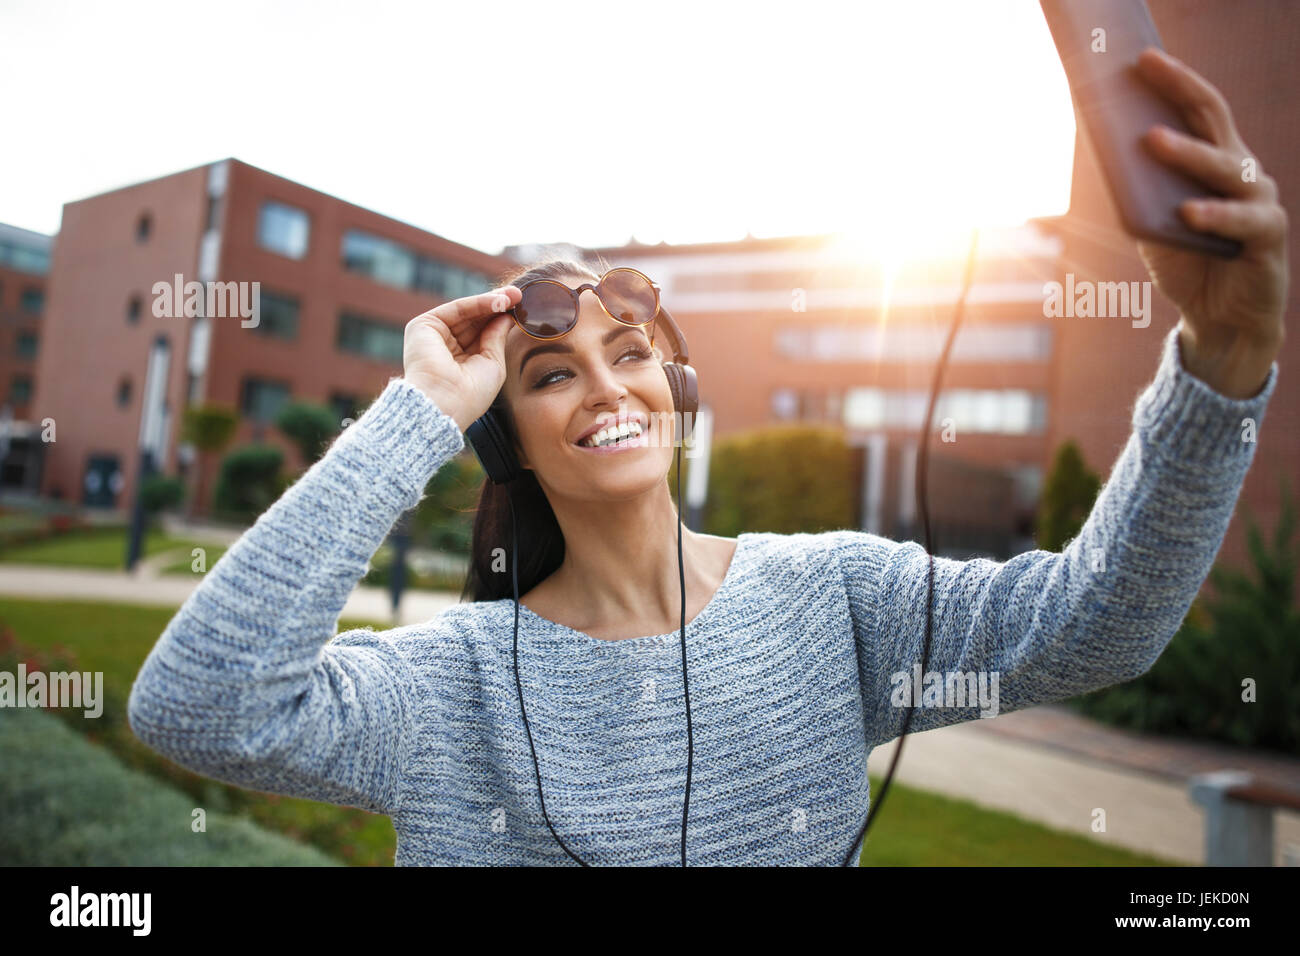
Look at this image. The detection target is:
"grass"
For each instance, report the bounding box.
[160,543,228,574]
[858,775,1177,866]
[0,595,1180,866]
[0,526,223,570]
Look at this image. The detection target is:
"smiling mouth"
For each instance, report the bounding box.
[576,421,646,449]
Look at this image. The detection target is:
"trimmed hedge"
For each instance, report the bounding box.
[697,424,857,535]
[0,707,340,866]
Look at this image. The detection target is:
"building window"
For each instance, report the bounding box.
[10,376,32,404]
[15,331,37,359]
[341,228,491,298]
[775,322,1054,363]
[20,287,43,314]
[136,213,152,243]
[126,294,142,324]
[342,230,416,288]
[0,240,50,274]
[256,290,300,340]
[337,311,404,363]
[771,388,799,420]
[257,201,310,259]
[116,377,133,408]
[843,386,1047,435]
[240,377,291,423]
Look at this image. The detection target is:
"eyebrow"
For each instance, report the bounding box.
[518,324,647,377]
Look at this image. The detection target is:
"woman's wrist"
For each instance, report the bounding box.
[1176,319,1283,399]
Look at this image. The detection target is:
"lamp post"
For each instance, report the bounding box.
[126,335,171,571]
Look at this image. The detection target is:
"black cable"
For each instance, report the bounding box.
[839,227,981,866]
[509,438,693,866]
[510,231,977,867]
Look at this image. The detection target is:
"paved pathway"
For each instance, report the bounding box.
[869,709,1300,865]
[0,563,459,625]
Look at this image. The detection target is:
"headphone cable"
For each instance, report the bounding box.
[509,439,693,866]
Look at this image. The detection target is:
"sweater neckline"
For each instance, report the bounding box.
[511,532,754,647]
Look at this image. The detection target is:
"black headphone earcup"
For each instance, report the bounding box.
[663,362,699,443]
[466,409,523,485]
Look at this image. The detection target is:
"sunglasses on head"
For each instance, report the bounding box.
[509,267,661,340]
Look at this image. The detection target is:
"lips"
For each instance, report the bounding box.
[572,411,650,446]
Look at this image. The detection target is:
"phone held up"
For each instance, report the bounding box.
[1040,0,1243,259]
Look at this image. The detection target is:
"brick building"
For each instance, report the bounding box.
[560,224,1063,557]
[31,158,511,511]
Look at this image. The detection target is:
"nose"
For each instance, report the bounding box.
[573,291,630,410]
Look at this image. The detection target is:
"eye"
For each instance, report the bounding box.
[531,344,654,389]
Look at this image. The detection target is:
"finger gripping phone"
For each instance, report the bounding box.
[1040,0,1243,258]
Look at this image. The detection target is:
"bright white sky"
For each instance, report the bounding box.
[0,0,1076,258]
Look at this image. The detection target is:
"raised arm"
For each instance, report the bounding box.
[126,377,466,813]
[840,326,1277,747]
[128,283,522,813]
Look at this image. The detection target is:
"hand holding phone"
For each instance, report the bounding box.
[1040,0,1243,258]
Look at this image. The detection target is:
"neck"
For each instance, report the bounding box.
[542,482,709,631]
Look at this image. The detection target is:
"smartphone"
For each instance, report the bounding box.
[1040,0,1242,258]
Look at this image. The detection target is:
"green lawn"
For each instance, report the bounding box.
[0,526,225,571]
[0,595,1178,866]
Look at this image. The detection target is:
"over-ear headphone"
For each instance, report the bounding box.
[466,305,698,484]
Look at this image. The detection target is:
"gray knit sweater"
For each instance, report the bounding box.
[127,326,1276,865]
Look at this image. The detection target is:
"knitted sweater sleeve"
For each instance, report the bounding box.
[126,377,466,814]
[833,326,1279,747]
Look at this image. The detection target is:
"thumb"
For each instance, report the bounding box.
[477,312,513,368]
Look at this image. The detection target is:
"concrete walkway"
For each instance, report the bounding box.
[868,709,1300,866]
[0,562,460,625]
[2,561,1298,865]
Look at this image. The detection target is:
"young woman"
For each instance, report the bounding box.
[128,48,1286,865]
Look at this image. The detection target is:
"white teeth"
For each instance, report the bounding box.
[581,421,643,447]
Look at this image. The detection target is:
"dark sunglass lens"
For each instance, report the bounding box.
[599,270,657,324]
[515,282,576,337]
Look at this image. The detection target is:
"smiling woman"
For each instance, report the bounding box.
[126,41,1288,863]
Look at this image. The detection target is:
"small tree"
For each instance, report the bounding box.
[276,402,340,466]
[181,404,239,517]
[212,445,284,521]
[1037,439,1101,552]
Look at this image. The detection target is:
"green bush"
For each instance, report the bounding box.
[1069,480,1300,754]
[277,402,341,465]
[1037,439,1101,552]
[700,424,856,535]
[412,451,482,555]
[139,474,186,515]
[182,404,239,452]
[212,445,284,521]
[0,707,340,865]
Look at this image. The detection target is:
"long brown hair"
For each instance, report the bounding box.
[460,251,664,602]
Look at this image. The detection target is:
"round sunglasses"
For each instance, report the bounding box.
[509,267,661,340]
